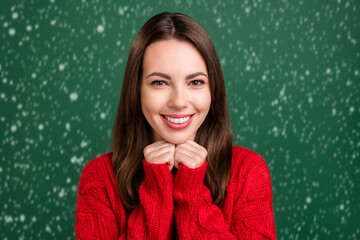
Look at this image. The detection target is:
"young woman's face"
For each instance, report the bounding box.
[140,39,211,144]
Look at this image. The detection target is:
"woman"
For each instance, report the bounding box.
[75,12,276,239]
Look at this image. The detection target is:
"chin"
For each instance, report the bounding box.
[163,135,192,145]
[164,138,186,145]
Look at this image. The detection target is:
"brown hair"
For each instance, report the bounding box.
[110,12,233,212]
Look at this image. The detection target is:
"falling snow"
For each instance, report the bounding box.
[69,92,78,102]
[97,25,104,33]
[1,0,359,239]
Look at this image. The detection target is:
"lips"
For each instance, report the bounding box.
[161,114,194,129]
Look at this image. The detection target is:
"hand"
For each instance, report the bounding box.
[174,140,207,169]
[143,140,176,171]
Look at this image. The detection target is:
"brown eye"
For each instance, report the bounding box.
[189,80,205,86]
[151,80,168,86]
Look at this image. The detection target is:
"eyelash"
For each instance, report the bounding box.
[189,80,205,86]
[151,80,167,86]
[150,80,205,86]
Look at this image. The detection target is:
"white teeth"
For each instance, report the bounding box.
[165,116,191,124]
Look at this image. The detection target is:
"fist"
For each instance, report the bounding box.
[174,140,207,169]
[143,140,175,171]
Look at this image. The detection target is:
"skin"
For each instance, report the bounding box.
[140,39,210,170]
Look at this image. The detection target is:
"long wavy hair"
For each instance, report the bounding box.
[110,12,233,212]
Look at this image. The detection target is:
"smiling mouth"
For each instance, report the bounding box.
[161,115,194,124]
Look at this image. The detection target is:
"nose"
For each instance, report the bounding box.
[167,86,188,109]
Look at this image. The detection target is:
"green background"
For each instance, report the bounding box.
[1,0,359,239]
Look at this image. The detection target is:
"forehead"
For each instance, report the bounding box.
[142,39,207,75]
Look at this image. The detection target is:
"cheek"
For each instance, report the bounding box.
[141,90,165,116]
[194,91,211,113]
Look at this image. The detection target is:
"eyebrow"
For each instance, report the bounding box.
[146,72,208,80]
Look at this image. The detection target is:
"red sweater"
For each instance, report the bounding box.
[75,146,276,239]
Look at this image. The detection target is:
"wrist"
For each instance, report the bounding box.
[174,161,208,196]
[142,159,173,192]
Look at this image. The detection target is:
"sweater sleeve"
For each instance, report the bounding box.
[173,156,276,239]
[75,178,124,239]
[230,156,276,239]
[75,158,174,240]
[173,161,235,239]
[126,159,174,239]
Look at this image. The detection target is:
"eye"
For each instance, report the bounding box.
[189,80,205,86]
[151,80,168,86]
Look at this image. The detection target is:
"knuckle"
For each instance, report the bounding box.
[146,154,153,161]
[201,148,207,157]
[144,146,150,154]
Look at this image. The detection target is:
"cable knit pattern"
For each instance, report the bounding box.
[75,146,276,239]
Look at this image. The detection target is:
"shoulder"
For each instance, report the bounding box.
[76,152,123,224]
[229,146,272,193]
[227,147,276,239]
[231,146,267,171]
[78,152,114,193]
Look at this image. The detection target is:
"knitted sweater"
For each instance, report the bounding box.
[75,146,276,239]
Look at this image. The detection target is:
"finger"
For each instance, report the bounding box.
[144,141,173,156]
[175,145,194,158]
[176,143,202,160]
[155,150,175,166]
[175,143,207,168]
[184,140,208,159]
[174,151,199,169]
[168,158,174,171]
[146,144,175,163]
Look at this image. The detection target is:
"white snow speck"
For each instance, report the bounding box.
[70,155,84,164]
[65,122,71,131]
[58,63,65,71]
[306,197,312,203]
[9,28,16,36]
[5,215,14,223]
[349,106,354,114]
[12,12,18,19]
[80,140,88,148]
[58,188,65,198]
[26,25,32,31]
[69,92,78,102]
[20,214,25,222]
[38,124,44,131]
[100,112,106,119]
[220,58,226,65]
[308,96,313,103]
[11,125,17,132]
[45,224,51,232]
[97,25,104,33]
[118,6,128,15]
